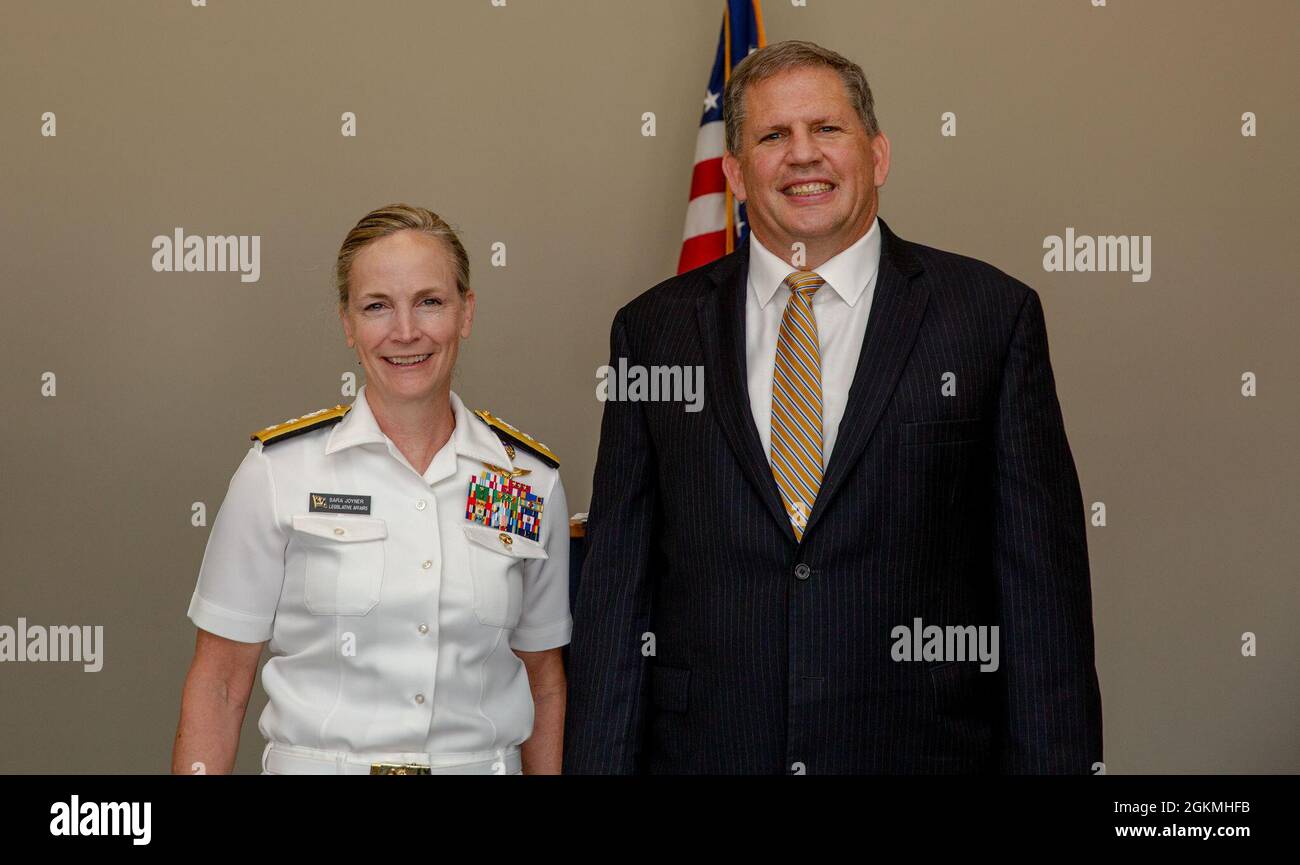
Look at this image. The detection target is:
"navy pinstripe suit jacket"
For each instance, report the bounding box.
[563,216,1103,774]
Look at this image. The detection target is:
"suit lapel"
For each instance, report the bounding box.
[697,242,797,543]
[802,216,929,540]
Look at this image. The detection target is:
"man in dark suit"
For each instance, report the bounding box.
[564,40,1102,773]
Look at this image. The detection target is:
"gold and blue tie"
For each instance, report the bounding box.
[771,271,825,540]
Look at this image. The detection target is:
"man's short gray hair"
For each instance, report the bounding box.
[724,39,879,155]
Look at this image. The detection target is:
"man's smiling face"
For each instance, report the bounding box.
[723,65,890,266]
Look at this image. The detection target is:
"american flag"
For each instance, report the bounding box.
[677,0,766,275]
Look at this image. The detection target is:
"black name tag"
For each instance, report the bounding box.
[309,493,372,515]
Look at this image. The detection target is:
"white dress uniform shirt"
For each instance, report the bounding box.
[187,385,571,765]
[745,216,882,467]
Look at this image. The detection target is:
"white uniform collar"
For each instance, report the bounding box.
[324,385,386,454]
[749,215,881,310]
[450,390,516,470]
[325,385,515,476]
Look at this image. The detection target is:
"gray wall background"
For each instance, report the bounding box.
[1,0,1295,773]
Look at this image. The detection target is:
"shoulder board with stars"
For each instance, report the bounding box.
[251,405,351,447]
[473,409,560,468]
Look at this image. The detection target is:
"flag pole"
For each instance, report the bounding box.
[723,5,734,255]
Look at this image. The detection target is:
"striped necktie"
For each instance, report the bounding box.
[770,270,825,540]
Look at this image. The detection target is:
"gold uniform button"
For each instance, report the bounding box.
[421,560,433,569]
[416,500,427,511]
[417,623,429,635]
[414,694,425,705]
[333,527,345,536]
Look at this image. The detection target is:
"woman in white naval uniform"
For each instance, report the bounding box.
[171,204,570,775]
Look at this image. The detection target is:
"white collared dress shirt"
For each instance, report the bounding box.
[744,217,883,466]
[187,385,571,765]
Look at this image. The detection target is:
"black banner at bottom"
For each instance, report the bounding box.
[6,774,1288,850]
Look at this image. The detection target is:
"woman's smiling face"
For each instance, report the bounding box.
[339,229,474,406]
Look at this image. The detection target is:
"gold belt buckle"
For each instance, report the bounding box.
[370,762,431,776]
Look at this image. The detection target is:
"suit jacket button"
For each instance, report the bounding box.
[794,563,811,581]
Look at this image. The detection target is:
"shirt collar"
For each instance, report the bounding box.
[325,385,514,471]
[749,215,882,309]
[324,384,387,454]
[450,390,515,469]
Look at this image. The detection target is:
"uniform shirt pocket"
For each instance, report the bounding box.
[462,524,547,629]
[290,514,387,616]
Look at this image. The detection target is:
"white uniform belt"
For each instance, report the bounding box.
[263,742,521,775]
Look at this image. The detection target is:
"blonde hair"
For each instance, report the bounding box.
[335,203,470,306]
[724,39,879,155]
